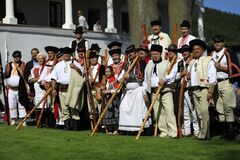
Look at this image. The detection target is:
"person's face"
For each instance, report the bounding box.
[111,53,121,64]
[138,50,146,60]
[152,25,161,34]
[13,56,21,63]
[31,50,39,61]
[78,52,84,58]
[214,41,224,52]
[48,51,55,61]
[105,68,113,78]
[151,51,161,61]
[90,57,98,65]
[75,33,82,40]
[181,27,190,37]
[168,51,175,59]
[181,51,190,59]
[63,53,71,61]
[192,45,204,59]
[128,51,136,61]
[37,56,45,65]
[58,56,63,62]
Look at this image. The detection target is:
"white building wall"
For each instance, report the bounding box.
[0,25,130,67]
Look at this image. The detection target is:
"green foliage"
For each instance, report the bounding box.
[0,125,240,160]
[192,8,240,45]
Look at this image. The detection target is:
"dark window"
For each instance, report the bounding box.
[122,12,129,33]
[88,9,100,30]
[49,1,62,27]
[0,0,5,20]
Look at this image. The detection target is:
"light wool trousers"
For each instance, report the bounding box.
[215,80,236,122]
[153,91,177,138]
[8,89,26,119]
[192,88,210,139]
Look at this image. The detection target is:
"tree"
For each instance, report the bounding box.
[127,0,159,46]
[168,0,192,43]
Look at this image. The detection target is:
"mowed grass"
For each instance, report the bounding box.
[0,125,239,160]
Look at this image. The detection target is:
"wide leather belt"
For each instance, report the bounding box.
[9,86,18,91]
[217,78,228,83]
[58,84,69,92]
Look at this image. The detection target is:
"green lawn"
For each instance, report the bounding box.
[0,125,239,160]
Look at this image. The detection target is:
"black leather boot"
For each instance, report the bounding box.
[73,120,80,131]
[64,119,72,131]
[226,122,235,140]
[220,122,226,139]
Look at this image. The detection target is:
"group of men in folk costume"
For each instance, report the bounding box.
[2,19,240,140]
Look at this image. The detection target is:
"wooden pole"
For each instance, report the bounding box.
[91,55,139,136]
[36,99,47,128]
[16,88,52,130]
[136,86,162,140]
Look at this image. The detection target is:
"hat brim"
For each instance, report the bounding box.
[109,48,121,56]
[189,39,207,51]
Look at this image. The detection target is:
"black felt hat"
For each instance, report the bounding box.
[189,39,207,51]
[89,51,99,59]
[150,44,163,53]
[150,20,161,26]
[180,20,191,28]
[125,45,135,54]
[178,45,191,53]
[74,26,84,34]
[212,34,225,43]
[90,43,101,51]
[165,44,178,53]
[60,47,73,55]
[45,46,59,54]
[107,41,122,56]
[12,50,22,57]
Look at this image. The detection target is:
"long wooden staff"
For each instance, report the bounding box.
[36,99,47,128]
[0,52,10,125]
[16,88,52,130]
[136,85,163,140]
[91,55,139,136]
[153,55,177,137]
[84,50,97,130]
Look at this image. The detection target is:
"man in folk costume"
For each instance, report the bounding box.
[87,51,105,114]
[164,44,180,127]
[107,41,124,79]
[51,47,84,130]
[148,20,172,60]
[143,44,177,138]
[28,53,47,125]
[177,20,196,49]
[118,45,150,132]
[187,39,217,140]
[71,26,89,59]
[76,44,86,67]
[211,35,240,140]
[176,45,199,137]
[5,51,27,126]
[38,46,60,127]
[136,44,150,64]
[89,43,103,64]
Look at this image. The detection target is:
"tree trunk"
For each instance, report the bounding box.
[168,0,192,43]
[127,0,159,46]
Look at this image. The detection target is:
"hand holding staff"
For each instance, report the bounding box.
[91,55,139,136]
